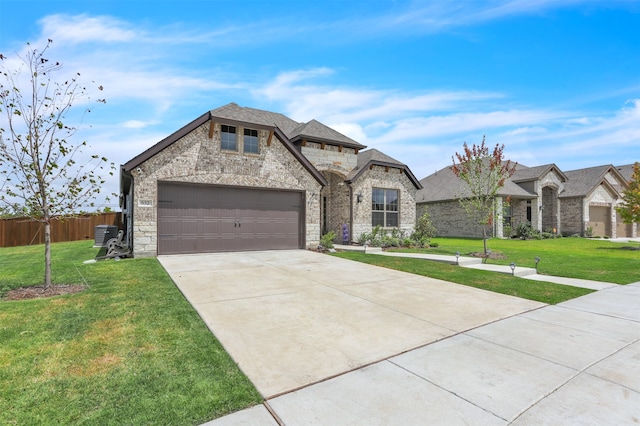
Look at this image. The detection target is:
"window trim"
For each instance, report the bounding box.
[371,187,399,228]
[243,128,260,154]
[220,124,237,151]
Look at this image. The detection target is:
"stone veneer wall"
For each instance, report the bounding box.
[131,121,322,256]
[350,165,417,241]
[320,171,351,243]
[301,144,357,175]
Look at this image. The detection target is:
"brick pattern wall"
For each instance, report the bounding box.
[541,186,558,232]
[132,122,322,256]
[320,171,351,242]
[560,197,584,236]
[350,165,417,241]
[417,200,484,238]
[510,199,529,235]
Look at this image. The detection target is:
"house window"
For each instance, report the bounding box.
[243,128,259,154]
[526,200,532,222]
[372,188,398,227]
[221,125,237,151]
[504,203,512,225]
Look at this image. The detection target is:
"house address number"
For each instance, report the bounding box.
[138,199,153,207]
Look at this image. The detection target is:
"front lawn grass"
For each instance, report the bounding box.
[0,241,261,425]
[392,237,639,285]
[334,252,593,304]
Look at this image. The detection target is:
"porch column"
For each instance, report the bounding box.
[494,197,504,238]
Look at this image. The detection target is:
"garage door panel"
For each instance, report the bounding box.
[158,182,303,254]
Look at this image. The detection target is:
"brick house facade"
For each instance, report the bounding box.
[120,103,420,256]
[417,162,638,239]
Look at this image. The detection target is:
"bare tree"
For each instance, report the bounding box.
[451,137,517,258]
[0,40,114,287]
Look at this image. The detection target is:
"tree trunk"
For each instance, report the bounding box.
[482,225,488,263]
[44,221,52,288]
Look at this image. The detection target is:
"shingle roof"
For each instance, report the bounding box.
[210,103,365,149]
[346,148,421,189]
[560,164,624,198]
[289,119,365,149]
[512,163,567,183]
[416,162,535,203]
[356,148,406,168]
[617,163,638,183]
[210,103,300,135]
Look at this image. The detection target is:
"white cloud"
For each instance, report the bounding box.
[253,66,639,175]
[3,10,637,201]
[122,120,159,129]
[38,14,139,44]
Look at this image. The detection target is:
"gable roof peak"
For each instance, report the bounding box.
[290,119,366,149]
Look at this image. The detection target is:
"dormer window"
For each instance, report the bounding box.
[244,128,259,154]
[221,125,237,151]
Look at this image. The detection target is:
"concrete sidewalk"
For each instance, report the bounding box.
[337,245,620,290]
[158,250,639,425]
[207,283,640,425]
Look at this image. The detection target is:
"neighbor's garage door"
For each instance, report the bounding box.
[616,211,633,238]
[588,205,611,237]
[158,182,304,255]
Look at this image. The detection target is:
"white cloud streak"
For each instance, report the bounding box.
[2,8,637,203]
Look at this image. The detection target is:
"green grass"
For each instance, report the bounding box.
[0,241,261,425]
[334,252,593,304]
[393,237,640,285]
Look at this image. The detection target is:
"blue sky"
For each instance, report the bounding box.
[1,1,639,208]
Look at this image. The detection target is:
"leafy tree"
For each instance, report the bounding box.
[0,40,114,288]
[616,162,640,232]
[451,137,517,257]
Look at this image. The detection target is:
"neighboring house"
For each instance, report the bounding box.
[416,162,638,239]
[617,163,640,237]
[120,103,421,257]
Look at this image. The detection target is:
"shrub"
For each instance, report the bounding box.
[320,231,336,249]
[413,212,436,245]
[515,221,543,240]
[584,226,594,238]
[402,237,416,247]
[503,223,513,238]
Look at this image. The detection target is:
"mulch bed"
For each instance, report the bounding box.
[469,251,507,259]
[3,284,87,301]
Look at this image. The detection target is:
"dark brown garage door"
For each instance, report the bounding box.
[158,182,304,255]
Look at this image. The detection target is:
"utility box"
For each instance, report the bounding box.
[94,225,118,247]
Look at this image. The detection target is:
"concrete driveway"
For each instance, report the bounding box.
[159,250,640,424]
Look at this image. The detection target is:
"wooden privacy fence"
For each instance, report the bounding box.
[0,212,123,248]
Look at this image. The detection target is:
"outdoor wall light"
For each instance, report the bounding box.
[455,251,460,266]
[356,193,363,203]
[510,262,516,276]
[534,257,540,273]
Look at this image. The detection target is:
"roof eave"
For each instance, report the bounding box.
[123,111,211,172]
[346,160,422,190]
[291,135,366,150]
[209,115,277,132]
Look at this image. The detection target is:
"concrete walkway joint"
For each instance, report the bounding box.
[158,250,639,425]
